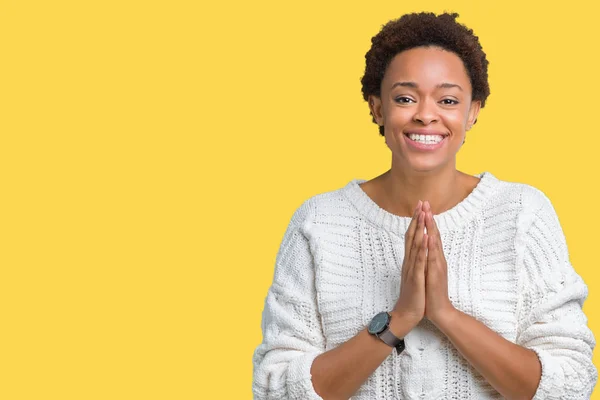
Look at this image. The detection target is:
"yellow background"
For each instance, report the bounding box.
[1,0,598,398]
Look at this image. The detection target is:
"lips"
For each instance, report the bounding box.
[404,127,448,135]
[403,132,448,138]
[403,132,448,151]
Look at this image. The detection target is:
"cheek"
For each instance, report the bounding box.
[441,109,469,129]
[386,108,413,128]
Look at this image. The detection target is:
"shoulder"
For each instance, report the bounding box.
[516,182,562,236]
[518,182,556,216]
[483,175,557,224]
[509,181,571,276]
[482,176,543,208]
[286,183,352,234]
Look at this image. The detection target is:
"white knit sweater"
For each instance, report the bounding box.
[252,171,597,399]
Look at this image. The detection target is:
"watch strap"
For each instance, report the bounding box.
[379,328,405,354]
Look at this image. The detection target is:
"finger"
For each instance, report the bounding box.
[413,232,428,279]
[436,228,444,255]
[428,232,447,277]
[423,208,437,239]
[424,208,432,235]
[427,212,443,254]
[406,200,422,245]
[423,201,432,236]
[432,232,447,273]
[409,211,425,268]
[404,200,423,255]
[427,231,437,265]
[402,202,422,281]
[422,211,435,250]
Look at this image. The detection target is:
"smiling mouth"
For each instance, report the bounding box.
[404,133,449,144]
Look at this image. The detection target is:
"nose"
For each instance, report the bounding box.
[413,99,438,125]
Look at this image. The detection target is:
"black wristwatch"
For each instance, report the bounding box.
[368,311,406,354]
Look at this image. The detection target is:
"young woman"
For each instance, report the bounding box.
[252,12,597,399]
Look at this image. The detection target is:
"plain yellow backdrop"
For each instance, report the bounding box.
[1,0,599,398]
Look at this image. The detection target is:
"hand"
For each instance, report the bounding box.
[422,201,456,326]
[392,200,427,330]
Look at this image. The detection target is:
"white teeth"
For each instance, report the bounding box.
[408,134,445,144]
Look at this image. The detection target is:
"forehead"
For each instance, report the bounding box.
[383,46,472,91]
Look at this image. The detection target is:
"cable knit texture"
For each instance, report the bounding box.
[252,171,597,399]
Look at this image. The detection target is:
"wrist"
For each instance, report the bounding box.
[388,311,416,338]
[430,306,460,332]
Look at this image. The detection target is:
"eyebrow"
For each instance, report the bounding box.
[391,81,463,91]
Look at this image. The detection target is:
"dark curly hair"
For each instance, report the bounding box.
[360,12,490,136]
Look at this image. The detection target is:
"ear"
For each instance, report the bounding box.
[368,95,384,126]
[466,100,481,130]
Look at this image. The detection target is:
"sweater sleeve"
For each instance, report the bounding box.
[515,188,598,399]
[252,200,326,400]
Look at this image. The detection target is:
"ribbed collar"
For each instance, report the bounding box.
[341,171,500,233]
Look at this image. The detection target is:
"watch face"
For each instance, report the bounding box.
[368,312,390,334]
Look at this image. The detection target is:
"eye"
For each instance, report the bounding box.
[441,99,459,105]
[394,97,414,104]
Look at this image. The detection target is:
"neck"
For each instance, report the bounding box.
[380,166,466,217]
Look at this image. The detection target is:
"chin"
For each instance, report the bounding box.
[404,157,450,172]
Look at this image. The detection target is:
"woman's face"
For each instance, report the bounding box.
[369,46,481,173]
